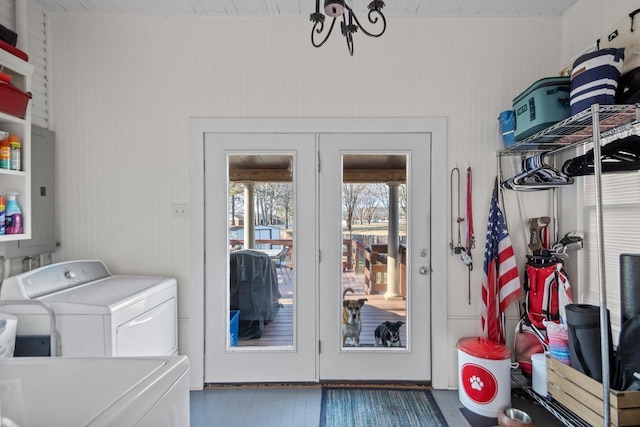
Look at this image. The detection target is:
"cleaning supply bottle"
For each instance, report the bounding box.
[0,138,10,169]
[9,134,20,171]
[5,192,22,234]
[0,195,5,235]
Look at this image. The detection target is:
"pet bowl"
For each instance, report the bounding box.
[497,407,535,427]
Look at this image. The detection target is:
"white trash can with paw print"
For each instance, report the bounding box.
[457,337,511,417]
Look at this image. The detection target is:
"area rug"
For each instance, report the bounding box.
[320,387,449,427]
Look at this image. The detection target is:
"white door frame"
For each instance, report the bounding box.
[188,117,448,390]
[318,133,433,381]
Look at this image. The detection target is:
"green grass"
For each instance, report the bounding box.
[344,222,407,236]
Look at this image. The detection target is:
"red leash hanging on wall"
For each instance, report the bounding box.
[466,166,475,304]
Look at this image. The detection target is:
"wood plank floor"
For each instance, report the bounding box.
[237,268,406,347]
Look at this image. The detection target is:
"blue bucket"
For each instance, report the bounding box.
[229,310,239,346]
[498,110,516,147]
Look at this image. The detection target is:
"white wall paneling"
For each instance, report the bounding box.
[47,13,562,388]
[560,0,640,339]
[0,0,14,30]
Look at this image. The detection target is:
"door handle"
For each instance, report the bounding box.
[419,266,430,275]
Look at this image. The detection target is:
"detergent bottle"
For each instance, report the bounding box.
[0,138,10,169]
[5,192,22,234]
[0,195,5,235]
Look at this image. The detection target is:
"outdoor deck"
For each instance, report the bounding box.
[237,268,407,347]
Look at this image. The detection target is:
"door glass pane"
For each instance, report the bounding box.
[341,154,407,348]
[228,154,294,348]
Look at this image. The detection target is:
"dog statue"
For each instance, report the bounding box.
[374,321,404,347]
[342,287,367,346]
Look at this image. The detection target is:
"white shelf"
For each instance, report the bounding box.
[500,104,640,156]
[0,46,32,242]
[0,111,27,126]
[0,169,26,178]
[0,47,33,77]
[0,233,28,242]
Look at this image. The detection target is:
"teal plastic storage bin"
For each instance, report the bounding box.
[513,77,571,141]
[229,310,239,346]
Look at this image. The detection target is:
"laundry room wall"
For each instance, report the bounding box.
[557,0,640,349]
[46,12,562,388]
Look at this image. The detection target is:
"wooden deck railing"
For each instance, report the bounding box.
[230,238,405,296]
[229,239,293,249]
[343,240,406,296]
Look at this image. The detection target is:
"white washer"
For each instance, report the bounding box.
[0,260,178,357]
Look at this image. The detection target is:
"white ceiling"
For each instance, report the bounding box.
[31,0,578,17]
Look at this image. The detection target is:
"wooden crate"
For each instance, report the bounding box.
[546,354,640,426]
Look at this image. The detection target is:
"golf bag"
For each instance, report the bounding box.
[514,316,548,375]
[524,257,573,329]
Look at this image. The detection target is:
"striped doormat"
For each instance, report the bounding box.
[320,387,449,427]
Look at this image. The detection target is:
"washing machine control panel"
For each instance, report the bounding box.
[0,260,111,300]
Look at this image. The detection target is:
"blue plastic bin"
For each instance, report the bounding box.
[229,310,239,346]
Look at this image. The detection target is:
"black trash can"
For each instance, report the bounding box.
[566,304,614,383]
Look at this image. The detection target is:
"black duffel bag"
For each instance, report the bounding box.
[566,304,615,383]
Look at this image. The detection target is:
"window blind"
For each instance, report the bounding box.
[582,169,640,344]
[27,2,48,128]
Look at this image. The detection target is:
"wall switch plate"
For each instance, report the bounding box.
[172,203,188,219]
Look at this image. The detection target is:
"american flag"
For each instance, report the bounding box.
[481,182,522,343]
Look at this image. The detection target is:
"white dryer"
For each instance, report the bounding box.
[0,260,178,357]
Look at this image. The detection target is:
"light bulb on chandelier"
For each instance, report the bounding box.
[325,0,346,17]
[310,0,386,56]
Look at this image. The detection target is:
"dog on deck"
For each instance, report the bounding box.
[342,287,367,346]
[374,321,404,347]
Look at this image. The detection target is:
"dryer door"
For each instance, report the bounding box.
[115,289,178,356]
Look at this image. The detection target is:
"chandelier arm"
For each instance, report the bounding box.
[341,13,355,56]
[346,30,354,56]
[348,6,386,38]
[311,17,337,48]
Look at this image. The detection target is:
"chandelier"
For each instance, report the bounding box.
[310,0,386,56]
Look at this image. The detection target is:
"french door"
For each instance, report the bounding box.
[204,133,317,382]
[203,130,432,383]
[318,133,432,381]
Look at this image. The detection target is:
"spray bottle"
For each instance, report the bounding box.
[0,195,5,235]
[5,192,22,234]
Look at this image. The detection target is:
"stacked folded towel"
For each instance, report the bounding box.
[544,320,571,365]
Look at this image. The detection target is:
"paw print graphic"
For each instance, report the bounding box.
[470,375,484,391]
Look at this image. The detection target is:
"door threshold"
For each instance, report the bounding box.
[204,382,321,389]
[320,380,432,389]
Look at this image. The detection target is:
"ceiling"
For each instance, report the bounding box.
[32,0,578,17]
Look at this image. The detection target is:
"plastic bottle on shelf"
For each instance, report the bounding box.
[9,134,20,171]
[0,195,5,235]
[0,138,10,169]
[5,192,22,234]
